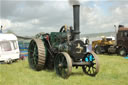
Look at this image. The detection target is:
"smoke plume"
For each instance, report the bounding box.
[69,0,80,5]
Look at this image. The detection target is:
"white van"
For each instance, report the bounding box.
[0,34,20,63]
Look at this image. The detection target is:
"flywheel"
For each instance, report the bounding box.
[28,39,46,71]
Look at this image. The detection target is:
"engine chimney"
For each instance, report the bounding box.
[73,5,80,40]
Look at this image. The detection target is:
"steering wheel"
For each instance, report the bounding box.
[59,25,67,32]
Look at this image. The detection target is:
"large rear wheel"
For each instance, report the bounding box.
[28,39,46,71]
[54,52,72,79]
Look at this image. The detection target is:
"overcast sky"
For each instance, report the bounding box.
[0,0,128,36]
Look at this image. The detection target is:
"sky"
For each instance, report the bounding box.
[0,0,128,36]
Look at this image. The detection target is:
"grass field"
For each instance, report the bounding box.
[0,55,128,85]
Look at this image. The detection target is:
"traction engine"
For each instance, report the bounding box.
[28,5,100,78]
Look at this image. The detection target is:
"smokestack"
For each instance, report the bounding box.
[73,5,80,40]
[69,0,80,5]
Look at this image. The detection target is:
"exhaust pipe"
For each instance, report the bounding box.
[73,5,80,40]
[118,25,124,28]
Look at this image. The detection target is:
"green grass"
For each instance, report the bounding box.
[0,55,128,85]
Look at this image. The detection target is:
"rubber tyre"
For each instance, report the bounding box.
[119,48,127,56]
[95,46,102,54]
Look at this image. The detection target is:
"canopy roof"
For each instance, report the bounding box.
[0,34,17,41]
[119,27,128,31]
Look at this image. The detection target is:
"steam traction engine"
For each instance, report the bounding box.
[28,5,100,78]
